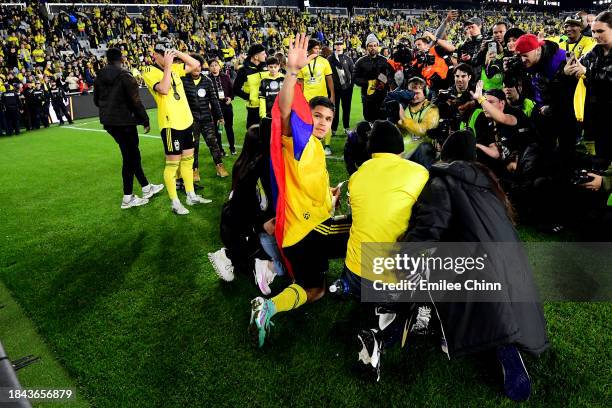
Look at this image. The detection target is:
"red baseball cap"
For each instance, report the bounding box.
[514,34,545,54]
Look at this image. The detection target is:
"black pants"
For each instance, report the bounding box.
[52,101,72,124]
[193,120,223,167]
[362,94,386,122]
[246,106,260,129]
[105,125,149,195]
[332,87,353,132]
[28,106,42,130]
[4,109,21,135]
[41,103,50,127]
[216,104,236,153]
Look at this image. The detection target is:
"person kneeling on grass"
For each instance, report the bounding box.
[357,130,549,402]
[208,121,286,293]
[248,33,351,348]
[141,39,212,215]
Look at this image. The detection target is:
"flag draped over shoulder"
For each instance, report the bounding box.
[270,84,313,278]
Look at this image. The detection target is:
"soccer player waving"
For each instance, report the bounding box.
[249,34,350,347]
[142,40,212,215]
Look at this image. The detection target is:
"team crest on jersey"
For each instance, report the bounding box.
[197,88,206,98]
[303,212,310,220]
[270,81,279,90]
[174,140,180,151]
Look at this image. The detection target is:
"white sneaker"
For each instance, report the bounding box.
[142,183,164,199]
[254,259,272,295]
[208,248,235,281]
[186,194,212,205]
[172,201,190,215]
[121,195,149,209]
[324,146,332,156]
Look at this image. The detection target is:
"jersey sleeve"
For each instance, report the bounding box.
[323,58,332,76]
[171,63,186,77]
[141,66,162,93]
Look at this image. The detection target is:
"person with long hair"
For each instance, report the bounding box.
[208,122,286,294]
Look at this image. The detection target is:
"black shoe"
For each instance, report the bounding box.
[230,149,237,155]
[355,329,383,382]
[194,183,204,191]
[496,345,531,402]
[221,150,227,157]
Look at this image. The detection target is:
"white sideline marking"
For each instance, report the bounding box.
[62,125,344,160]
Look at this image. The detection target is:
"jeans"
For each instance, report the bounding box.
[258,232,286,276]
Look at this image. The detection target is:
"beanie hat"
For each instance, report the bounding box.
[247,43,265,58]
[365,33,379,46]
[441,130,477,162]
[504,27,525,44]
[367,120,403,155]
[514,34,544,54]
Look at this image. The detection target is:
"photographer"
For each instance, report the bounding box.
[458,17,485,79]
[432,63,476,133]
[353,33,394,122]
[408,33,453,92]
[564,11,612,164]
[503,77,536,118]
[397,77,440,166]
[471,83,533,175]
[575,163,612,239]
[514,34,578,164]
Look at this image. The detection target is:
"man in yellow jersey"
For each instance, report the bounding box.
[248,34,350,348]
[142,39,212,215]
[297,39,335,156]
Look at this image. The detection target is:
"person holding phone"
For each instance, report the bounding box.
[353,33,395,122]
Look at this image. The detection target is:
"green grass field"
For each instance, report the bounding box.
[0,90,610,407]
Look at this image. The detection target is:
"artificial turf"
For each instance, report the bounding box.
[0,90,610,407]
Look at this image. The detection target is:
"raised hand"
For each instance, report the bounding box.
[286,33,317,72]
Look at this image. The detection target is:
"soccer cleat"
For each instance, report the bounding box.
[207,248,234,282]
[324,146,332,156]
[171,201,190,215]
[216,163,230,178]
[496,344,532,402]
[248,297,275,347]
[142,183,164,199]
[186,194,212,205]
[253,259,272,295]
[410,306,432,335]
[356,329,383,382]
[120,195,149,209]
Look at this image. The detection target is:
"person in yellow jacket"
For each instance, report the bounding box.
[558,14,596,58]
[32,47,46,66]
[343,119,429,294]
[397,77,440,159]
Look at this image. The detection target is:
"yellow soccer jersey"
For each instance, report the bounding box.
[142,63,193,131]
[297,56,332,102]
[281,135,332,247]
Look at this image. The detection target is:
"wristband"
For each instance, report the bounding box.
[477,96,486,105]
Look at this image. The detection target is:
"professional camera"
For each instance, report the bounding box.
[427,118,454,146]
[391,42,414,67]
[571,169,596,185]
[414,50,436,66]
[383,88,416,123]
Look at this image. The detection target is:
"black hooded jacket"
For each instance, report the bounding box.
[403,161,549,357]
[94,64,149,127]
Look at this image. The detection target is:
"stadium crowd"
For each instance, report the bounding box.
[2,0,612,402]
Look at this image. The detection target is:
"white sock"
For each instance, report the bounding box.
[123,194,133,202]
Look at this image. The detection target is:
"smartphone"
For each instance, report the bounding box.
[377,73,388,84]
[565,51,574,63]
[488,42,498,54]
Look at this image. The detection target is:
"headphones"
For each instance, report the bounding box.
[406,76,430,99]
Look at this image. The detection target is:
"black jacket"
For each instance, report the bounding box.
[328,52,354,91]
[459,35,484,76]
[94,64,149,127]
[233,59,267,108]
[1,90,21,110]
[403,161,549,357]
[352,54,393,98]
[182,74,222,123]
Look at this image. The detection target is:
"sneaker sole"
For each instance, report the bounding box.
[142,187,164,199]
[121,200,149,209]
[172,207,190,215]
[207,252,235,282]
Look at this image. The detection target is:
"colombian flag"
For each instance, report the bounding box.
[270,84,313,278]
